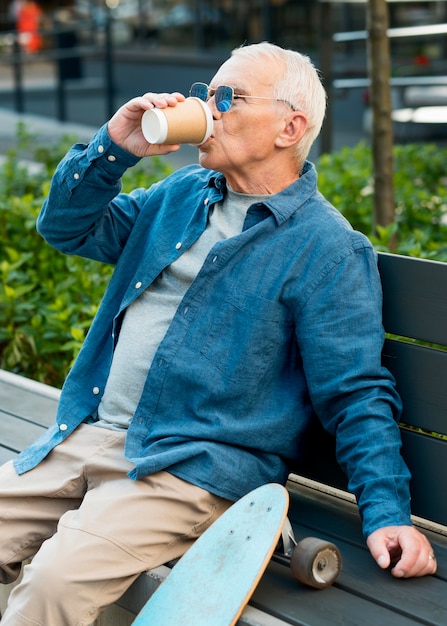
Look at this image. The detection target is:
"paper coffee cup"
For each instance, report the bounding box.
[141,97,213,145]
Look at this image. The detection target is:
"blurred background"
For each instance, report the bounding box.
[0,0,447,158]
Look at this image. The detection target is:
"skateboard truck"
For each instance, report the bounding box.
[275,516,342,589]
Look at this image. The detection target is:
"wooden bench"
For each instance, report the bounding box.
[1,251,447,625]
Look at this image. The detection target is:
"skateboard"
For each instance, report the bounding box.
[132,483,341,626]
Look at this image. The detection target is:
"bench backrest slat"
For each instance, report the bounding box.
[378,252,447,345]
[382,339,447,436]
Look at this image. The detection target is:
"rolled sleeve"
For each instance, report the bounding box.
[296,242,411,537]
[37,125,143,263]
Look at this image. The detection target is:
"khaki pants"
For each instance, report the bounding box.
[0,424,231,625]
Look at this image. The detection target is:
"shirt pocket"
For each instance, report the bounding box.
[200,290,292,383]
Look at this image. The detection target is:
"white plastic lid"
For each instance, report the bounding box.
[141,108,169,144]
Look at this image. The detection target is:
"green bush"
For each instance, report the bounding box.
[1,129,446,386]
[0,124,173,387]
[316,142,447,261]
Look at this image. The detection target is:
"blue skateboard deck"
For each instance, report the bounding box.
[132,483,289,626]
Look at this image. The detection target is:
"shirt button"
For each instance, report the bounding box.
[107,155,116,162]
[92,386,100,395]
[59,423,68,431]
[175,242,182,250]
[74,173,80,180]
[135,281,142,289]
[98,145,104,153]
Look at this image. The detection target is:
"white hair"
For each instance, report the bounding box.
[231,42,327,163]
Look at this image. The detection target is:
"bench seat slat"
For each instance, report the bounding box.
[266,480,447,625]
[0,411,47,456]
[0,449,16,465]
[0,377,58,428]
[379,253,447,345]
[253,554,447,625]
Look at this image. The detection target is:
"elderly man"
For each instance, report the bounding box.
[0,42,436,625]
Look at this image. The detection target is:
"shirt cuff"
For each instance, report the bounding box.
[86,123,141,175]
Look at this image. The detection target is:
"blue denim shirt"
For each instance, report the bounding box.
[16,124,411,537]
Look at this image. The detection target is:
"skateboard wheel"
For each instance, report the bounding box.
[290,537,341,589]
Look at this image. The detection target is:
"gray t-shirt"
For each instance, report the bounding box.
[94,187,270,430]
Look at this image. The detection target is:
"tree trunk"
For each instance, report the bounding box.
[366,0,396,239]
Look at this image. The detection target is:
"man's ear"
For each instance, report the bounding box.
[275,111,308,148]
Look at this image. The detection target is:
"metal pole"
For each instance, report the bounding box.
[319,2,333,155]
[193,0,204,50]
[261,0,272,41]
[55,74,67,122]
[12,33,24,113]
[55,22,67,122]
[104,9,115,119]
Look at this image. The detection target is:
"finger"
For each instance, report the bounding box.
[376,553,391,569]
[391,540,437,578]
[147,143,182,156]
[141,92,186,109]
[366,530,392,569]
[367,527,437,578]
[392,553,437,578]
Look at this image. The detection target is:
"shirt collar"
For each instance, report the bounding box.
[205,161,317,225]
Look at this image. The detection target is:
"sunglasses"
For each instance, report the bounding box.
[189,82,296,113]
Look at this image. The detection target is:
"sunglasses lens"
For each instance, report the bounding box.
[215,86,233,112]
[190,83,209,102]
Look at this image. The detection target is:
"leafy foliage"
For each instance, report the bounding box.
[316,142,447,261]
[0,123,172,386]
